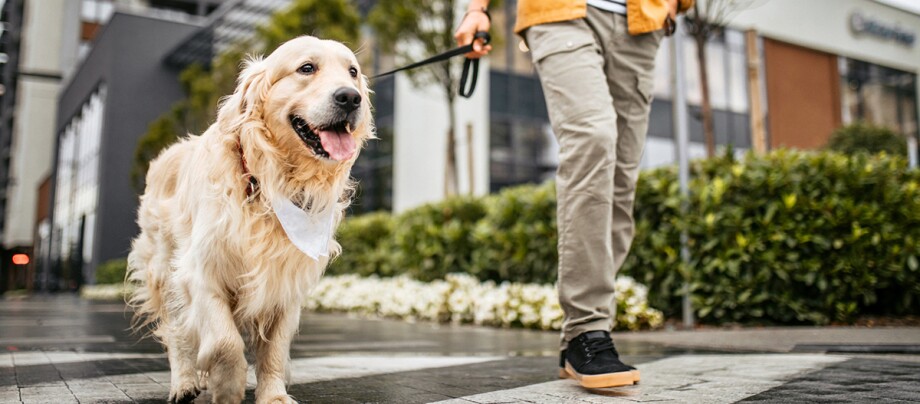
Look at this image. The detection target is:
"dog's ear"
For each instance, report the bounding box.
[218,56,271,130]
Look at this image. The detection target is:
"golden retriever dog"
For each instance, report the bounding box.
[127,36,372,403]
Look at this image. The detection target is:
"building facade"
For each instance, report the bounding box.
[732,0,918,156]
[0,0,73,292]
[44,11,200,289]
[31,0,223,290]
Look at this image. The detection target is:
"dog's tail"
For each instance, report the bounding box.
[125,213,170,340]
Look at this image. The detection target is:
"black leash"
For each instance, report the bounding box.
[372,31,491,99]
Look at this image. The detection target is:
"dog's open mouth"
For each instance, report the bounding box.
[289,115,356,161]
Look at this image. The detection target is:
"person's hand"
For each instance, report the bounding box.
[454,8,492,59]
[668,0,678,19]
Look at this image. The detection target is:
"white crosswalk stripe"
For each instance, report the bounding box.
[435,354,848,403]
[280,355,503,385]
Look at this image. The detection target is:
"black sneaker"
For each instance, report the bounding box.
[561,330,640,388]
[559,349,641,381]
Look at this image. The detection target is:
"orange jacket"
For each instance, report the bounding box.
[514,0,694,35]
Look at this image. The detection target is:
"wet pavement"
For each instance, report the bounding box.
[1,294,919,403]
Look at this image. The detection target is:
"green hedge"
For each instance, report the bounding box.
[470,181,557,283]
[334,150,920,325]
[826,121,908,157]
[329,182,557,283]
[95,258,128,285]
[628,150,920,324]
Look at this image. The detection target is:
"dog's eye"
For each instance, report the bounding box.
[298,63,316,75]
[349,67,358,78]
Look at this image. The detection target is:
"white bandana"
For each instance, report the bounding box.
[272,197,335,260]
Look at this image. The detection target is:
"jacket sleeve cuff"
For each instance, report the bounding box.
[678,0,694,13]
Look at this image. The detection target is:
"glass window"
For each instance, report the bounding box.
[725,30,749,113]
[52,86,105,287]
[706,40,728,110]
[682,37,702,106]
[81,0,114,23]
[680,30,749,113]
[489,119,556,191]
[840,58,918,140]
[488,71,556,191]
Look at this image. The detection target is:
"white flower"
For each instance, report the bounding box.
[302,274,663,332]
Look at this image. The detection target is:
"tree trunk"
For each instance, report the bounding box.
[696,35,716,157]
[445,104,458,197]
[745,29,766,154]
[444,64,459,197]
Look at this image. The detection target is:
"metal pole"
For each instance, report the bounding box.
[909,136,919,169]
[671,16,694,329]
[466,122,475,194]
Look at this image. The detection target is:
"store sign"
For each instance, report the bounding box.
[850,12,916,48]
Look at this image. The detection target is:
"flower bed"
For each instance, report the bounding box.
[305,273,663,331]
[81,274,663,331]
[80,283,133,301]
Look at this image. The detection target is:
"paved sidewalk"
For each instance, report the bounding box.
[1,294,919,403]
[614,326,920,357]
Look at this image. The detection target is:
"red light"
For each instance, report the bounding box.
[11,254,29,265]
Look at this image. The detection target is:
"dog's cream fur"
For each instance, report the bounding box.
[127,36,372,404]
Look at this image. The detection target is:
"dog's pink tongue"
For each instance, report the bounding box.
[317,130,356,161]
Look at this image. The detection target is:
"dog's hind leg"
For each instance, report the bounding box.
[252,307,301,404]
[130,223,200,404]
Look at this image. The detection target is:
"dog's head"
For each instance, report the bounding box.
[220,36,372,166]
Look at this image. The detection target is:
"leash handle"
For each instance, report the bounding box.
[458,31,490,99]
[458,58,479,98]
[372,31,491,98]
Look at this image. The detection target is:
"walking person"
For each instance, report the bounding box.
[456,0,693,388]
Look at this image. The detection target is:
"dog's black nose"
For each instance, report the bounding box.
[333,87,361,112]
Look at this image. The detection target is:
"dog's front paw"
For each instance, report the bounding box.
[257,394,297,404]
[168,385,201,404]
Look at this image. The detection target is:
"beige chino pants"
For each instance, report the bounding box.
[525,7,663,347]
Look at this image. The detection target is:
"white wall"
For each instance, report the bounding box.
[3,0,68,247]
[729,0,920,73]
[392,61,491,213]
[59,0,82,82]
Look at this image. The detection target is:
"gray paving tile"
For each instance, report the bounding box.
[20,397,78,404]
[741,358,920,403]
[16,386,72,398]
[0,390,19,402]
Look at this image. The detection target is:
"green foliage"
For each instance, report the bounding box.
[623,149,920,324]
[368,0,501,94]
[470,181,557,283]
[392,196,489,281]
[332,184,554,283]
[333,150,920,325]
[327,212,397,277]
[95,258,128,285]
[368,0,459,91]
[131,108,182,190]
[827,121,908,157]
[132,0,360,192]
[258,0,360,50]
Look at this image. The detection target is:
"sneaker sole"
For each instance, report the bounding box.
[563,362,639,388]
[559,367,640,383]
